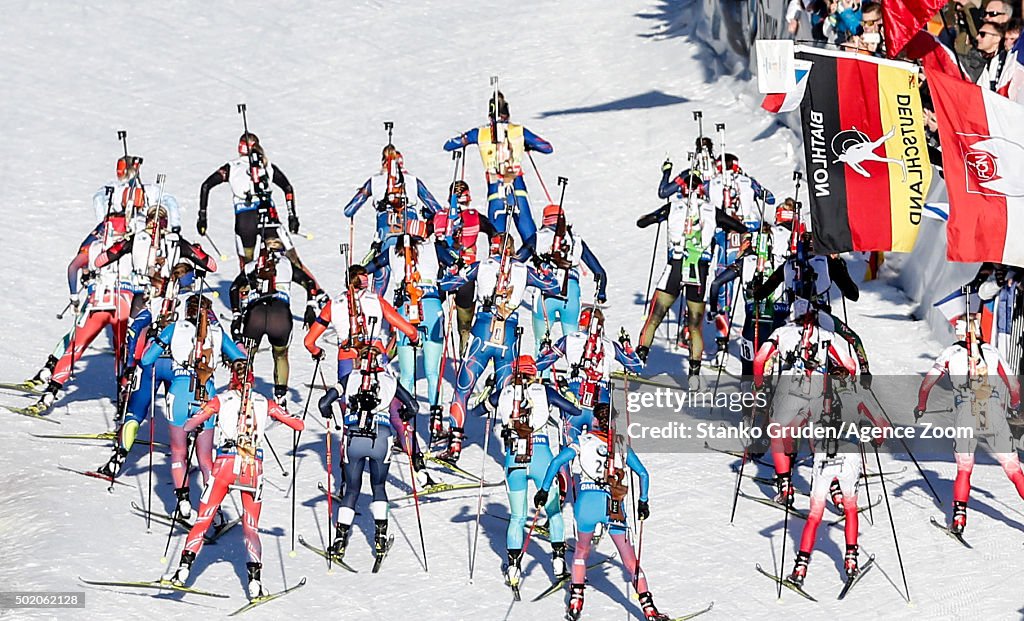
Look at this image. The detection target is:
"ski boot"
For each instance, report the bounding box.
[273,385,288,411]
[412,452,439,487]
[174,486,193,520]
[437,426,465,464]
[428,405,447,443]
[844,544,859,579]
[638,591,670,621]
[552,542,570,580]
[687,361,703,392]
[246,561,265,598]
[168,550,195,585]
[773,473,795,507]
[504,548,522,589]
[676,326,690,352]
[787,551,810,586]
[565,583,585,621]
[30,382,60,414]
[950,500,968,535]
[97,447,128,478]
[635,345,650,364]
[26,355,57,389]
[713,336,729,367]
[830,479,845,512]
[329,522,351,559]
[372,519,391,569]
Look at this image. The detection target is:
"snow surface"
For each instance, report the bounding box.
[1,1,1020,620]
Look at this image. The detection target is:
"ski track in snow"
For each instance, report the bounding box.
[0,1,1019,619]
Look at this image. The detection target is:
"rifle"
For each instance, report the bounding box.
[501,329,533,464]
[187,292,216,404]
[341,243,367,352]
[350,336,383,439]
[548,176,572,299]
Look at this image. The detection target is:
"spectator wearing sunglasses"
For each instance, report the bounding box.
[964,22,1008,89]
[983,0,1013,25]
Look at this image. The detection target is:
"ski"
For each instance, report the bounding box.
[58,464,134,488]
[0,380,45,394]
[31,431,166,447]
[228,577,307,616]
[4,404,60,424]
[129,502,240,543]
[490,514,552,540]
[837,555,875,600]
[737,491,809,520]
[318,482,342,503]
[930,516,972,548]
[390,480,502,504]
[827,496,883,524]
[755,564,818,602]
[424,453,485,482]
[297,534,359,573]
[371,535,395,573]
[79,576,229,598]
[738,468,906,487]
[610,370,685,390]
[532,554,617,601]
[669,601,715,620]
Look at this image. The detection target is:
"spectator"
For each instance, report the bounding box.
[1005,18,1021,50]
[859,2,885,56]
[823,0,863,44]
[964,22,1008,89]
[983,0,1014,25]
[941,1,983,56]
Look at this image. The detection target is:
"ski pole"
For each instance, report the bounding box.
[202,234,228,261]
[468,405,497,582]
[264,434,289,477]
[325,413,334,572]
[632,519,645,594]
[859,442,875,526]
[874,444,911,603]
[56,301,73,320]
[404,423,429,572]
[777,478,791,600]
[710,270,744,410]
[526,152,554,204]
[867,386,943,506]
[641,218,662,322]
[290,356,321,555]
[143,365,157,515]
[521,505,545,560]
[161,429,199,564]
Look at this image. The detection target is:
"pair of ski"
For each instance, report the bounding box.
[930,516,972,548]
[0,381,61,423]
[32,430,167,448]
[297,533,394,573]
[58,464,134,489]
[756,555,876,601]
[129,501,241,543]
[732,464,909,486]
[737,491,882,525]
[78,576,306,615]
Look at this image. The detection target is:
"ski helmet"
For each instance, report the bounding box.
[238,132,260,156]
[489,91,510,120]
[695,136,714,154]
[579,305,604,333]
[516,354,538,378]
[450,180,471,205]
[542,204,563,228]
[724,153,740,173]
[146,205,169,231]
[184,293,213,321]
[116,155,143,182]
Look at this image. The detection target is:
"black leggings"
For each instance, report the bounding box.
[242,298,292,347]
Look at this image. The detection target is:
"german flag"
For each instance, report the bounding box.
[796,47,932,254]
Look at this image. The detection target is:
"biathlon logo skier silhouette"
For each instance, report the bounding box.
[831,126,907,182]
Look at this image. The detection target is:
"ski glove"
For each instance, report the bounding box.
[859,371,873,390]
[197,210,208,236]
[288,213,300,235]
[310,347,325,361]
[399,405,417,422]
[533,489,549,509]
[637,500,650,521]
[661,159,672,172]
[913,406,925,421]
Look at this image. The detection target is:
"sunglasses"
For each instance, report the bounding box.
[978,30,1002,38]
[984,9,1007,16]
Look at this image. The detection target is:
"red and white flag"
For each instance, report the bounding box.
[761,60,812,114]
[927,68,1024,264]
